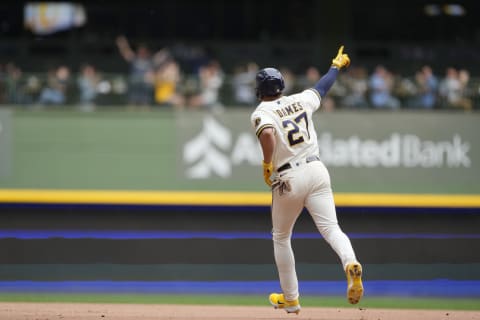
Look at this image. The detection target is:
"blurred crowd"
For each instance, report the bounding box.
[0,37,478,112]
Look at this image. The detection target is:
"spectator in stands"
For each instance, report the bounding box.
[327,71,351,111]
[116,35,156,108]
[3,62,25,104]
[231,61,258,106]
[439,67,460,108]
[458,69,473,110]
[439,67,472,110]
[188,60,224,111]
[368,65,400,109]
[413,65,438,109]
[77,64,100,111]
[20,74,42,105]
[295,66,320,90]
[393,73,417,108]
[154,59,185,109]
[342,66,369,109]
[37,65,71,106]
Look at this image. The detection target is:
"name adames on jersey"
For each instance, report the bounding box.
[274,102,304,118]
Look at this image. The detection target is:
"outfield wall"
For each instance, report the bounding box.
[1,108,479,297]
[0,108,479,197]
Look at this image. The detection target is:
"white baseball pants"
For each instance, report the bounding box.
[271,160,358,301]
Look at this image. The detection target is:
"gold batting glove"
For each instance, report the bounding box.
[331,45,351,69]
[262,161,273,187]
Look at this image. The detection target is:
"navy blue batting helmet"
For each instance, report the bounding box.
[255,67,285,99]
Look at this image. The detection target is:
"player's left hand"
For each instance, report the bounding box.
[262,161,273,187]
[331,45,351,69]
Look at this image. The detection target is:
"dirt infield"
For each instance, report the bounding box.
[0,303,479,320]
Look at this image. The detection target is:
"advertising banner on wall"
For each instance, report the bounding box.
[178,110,478,194]
[0,110,477,195]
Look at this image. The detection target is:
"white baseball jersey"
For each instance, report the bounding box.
[250,89,321,171]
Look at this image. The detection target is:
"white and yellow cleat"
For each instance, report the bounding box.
[269,293,301,314]
[345,262,364,304]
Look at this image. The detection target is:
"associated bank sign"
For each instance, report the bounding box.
[182,115,262,178]
[318,133,470,168]
[182,115,472,179]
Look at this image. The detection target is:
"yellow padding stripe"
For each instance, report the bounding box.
[0,189,479,208]
[0,189,269,206]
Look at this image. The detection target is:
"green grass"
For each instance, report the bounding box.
[0,293,479,310]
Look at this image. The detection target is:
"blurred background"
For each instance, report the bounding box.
[0,0,479,110]
[0,0,479,301]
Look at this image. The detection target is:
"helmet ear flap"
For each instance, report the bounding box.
[255,87,261,100]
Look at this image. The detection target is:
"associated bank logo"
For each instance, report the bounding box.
[183,116,231,178]
[182,115,473,180]
[318,133,471,168]
[183,116,261,178]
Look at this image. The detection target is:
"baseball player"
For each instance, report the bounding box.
[250,46,363,314]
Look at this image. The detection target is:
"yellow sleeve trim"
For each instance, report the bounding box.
[255,124,274,138]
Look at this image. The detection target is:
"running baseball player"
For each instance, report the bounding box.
[250,46,363,314]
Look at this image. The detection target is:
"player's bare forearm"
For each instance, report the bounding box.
[259,127,275,163]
